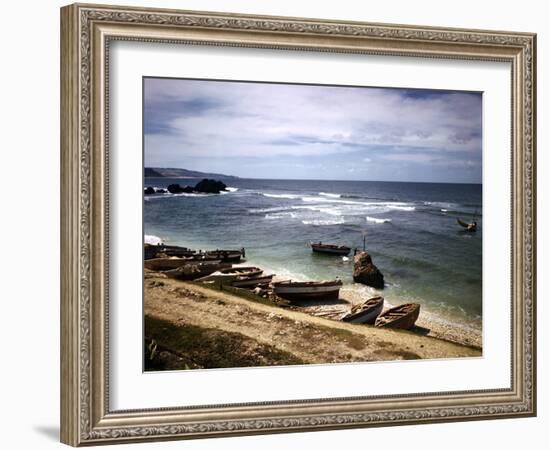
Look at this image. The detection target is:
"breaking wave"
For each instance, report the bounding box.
[262,193,300,199]
[319,192,342,198]
[265,212,297,220]
[144,234,163,245]
[366,216,392,224]
[301,218,345,226]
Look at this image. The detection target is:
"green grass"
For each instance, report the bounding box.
[144,315,304,371]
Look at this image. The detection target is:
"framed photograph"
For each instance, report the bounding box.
[60,3,536,446]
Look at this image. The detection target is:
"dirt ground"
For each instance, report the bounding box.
[144,271,481,369]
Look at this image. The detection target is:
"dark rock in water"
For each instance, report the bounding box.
[144,186,156,195]
[353,251,384,289]
[194,178,227,194]
[167,183,185,194]
[167,179,227,194]
[156,188,168,194]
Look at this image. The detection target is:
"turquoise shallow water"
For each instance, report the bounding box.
[144,178,482,329]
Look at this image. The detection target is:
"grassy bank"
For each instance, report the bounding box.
[144,272,481,370]
[145,315,304,371]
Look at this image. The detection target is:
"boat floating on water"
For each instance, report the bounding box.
[341,296,384,324]
[310,242,351,256]
[374,303,420,329]
[272,279,343,302]
[457,218,477,232]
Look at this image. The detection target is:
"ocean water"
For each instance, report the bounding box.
[144,178,482,328]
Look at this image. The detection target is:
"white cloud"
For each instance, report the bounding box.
[144,78,482,181]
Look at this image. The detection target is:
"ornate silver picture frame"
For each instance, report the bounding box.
[60,3,536,446]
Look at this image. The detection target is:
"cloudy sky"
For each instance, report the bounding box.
[144,77,482,183]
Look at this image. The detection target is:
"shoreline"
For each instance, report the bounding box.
[144,235,482,350]
[144,270,481,371]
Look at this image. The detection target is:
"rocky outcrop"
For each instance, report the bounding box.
[167,184,189,194]
[144,186,156,195]
[165,179,227,194]
[194,179,227,193]
[353,251,384,289]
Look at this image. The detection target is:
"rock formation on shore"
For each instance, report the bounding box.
[353,250,384,289]
[145,178,228,195]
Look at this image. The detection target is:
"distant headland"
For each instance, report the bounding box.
[145,167,239,179]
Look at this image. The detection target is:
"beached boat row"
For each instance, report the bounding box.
[144,243,420,330]
[145,243,245,262]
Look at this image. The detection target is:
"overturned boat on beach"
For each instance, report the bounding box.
[310,242,351,256]
[374,303,420,329]
[272,279,343,302]
[341,296,384,324]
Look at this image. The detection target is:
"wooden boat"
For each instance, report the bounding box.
[164,261,231,280]
[311,242,351,256]
[272,279,343,301]
[159,245,197,258]
[231,274,274,288]
[144,257,221,271]
[201,249,244,262]
[144,244,164,260]
[219,266,263,277]
[457,218,477,232]
[374,303,420,329]
[196,266,263,284]
[341,296,384,324]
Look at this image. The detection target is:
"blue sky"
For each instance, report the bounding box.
[144,78,482,183]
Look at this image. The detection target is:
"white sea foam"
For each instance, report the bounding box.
[291,205,342,216]
[225,187,239,192]
[301,218,345,226]
[262,193,300,199]
[387,205,416,211]
[144,235,163,245]
[319,192,341,198]
[249,206,291,214]
[366,216,392,224]
[265,212,297,220]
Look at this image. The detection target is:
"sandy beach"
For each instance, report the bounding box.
[144,270,481,371]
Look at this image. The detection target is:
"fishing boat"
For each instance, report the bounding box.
[158,245,197,258]
[164,261,231,281]
[341,296,384,324]
[202,249,245,262]
[272,279,343,302]
[374,303,420,329]
[144,257,221,271]
[144,244,164,260]
[219,266,263,277]
[195,267,262,284]
[310,242,351,256]
[231,274,274,288]
[457,218,477,232]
